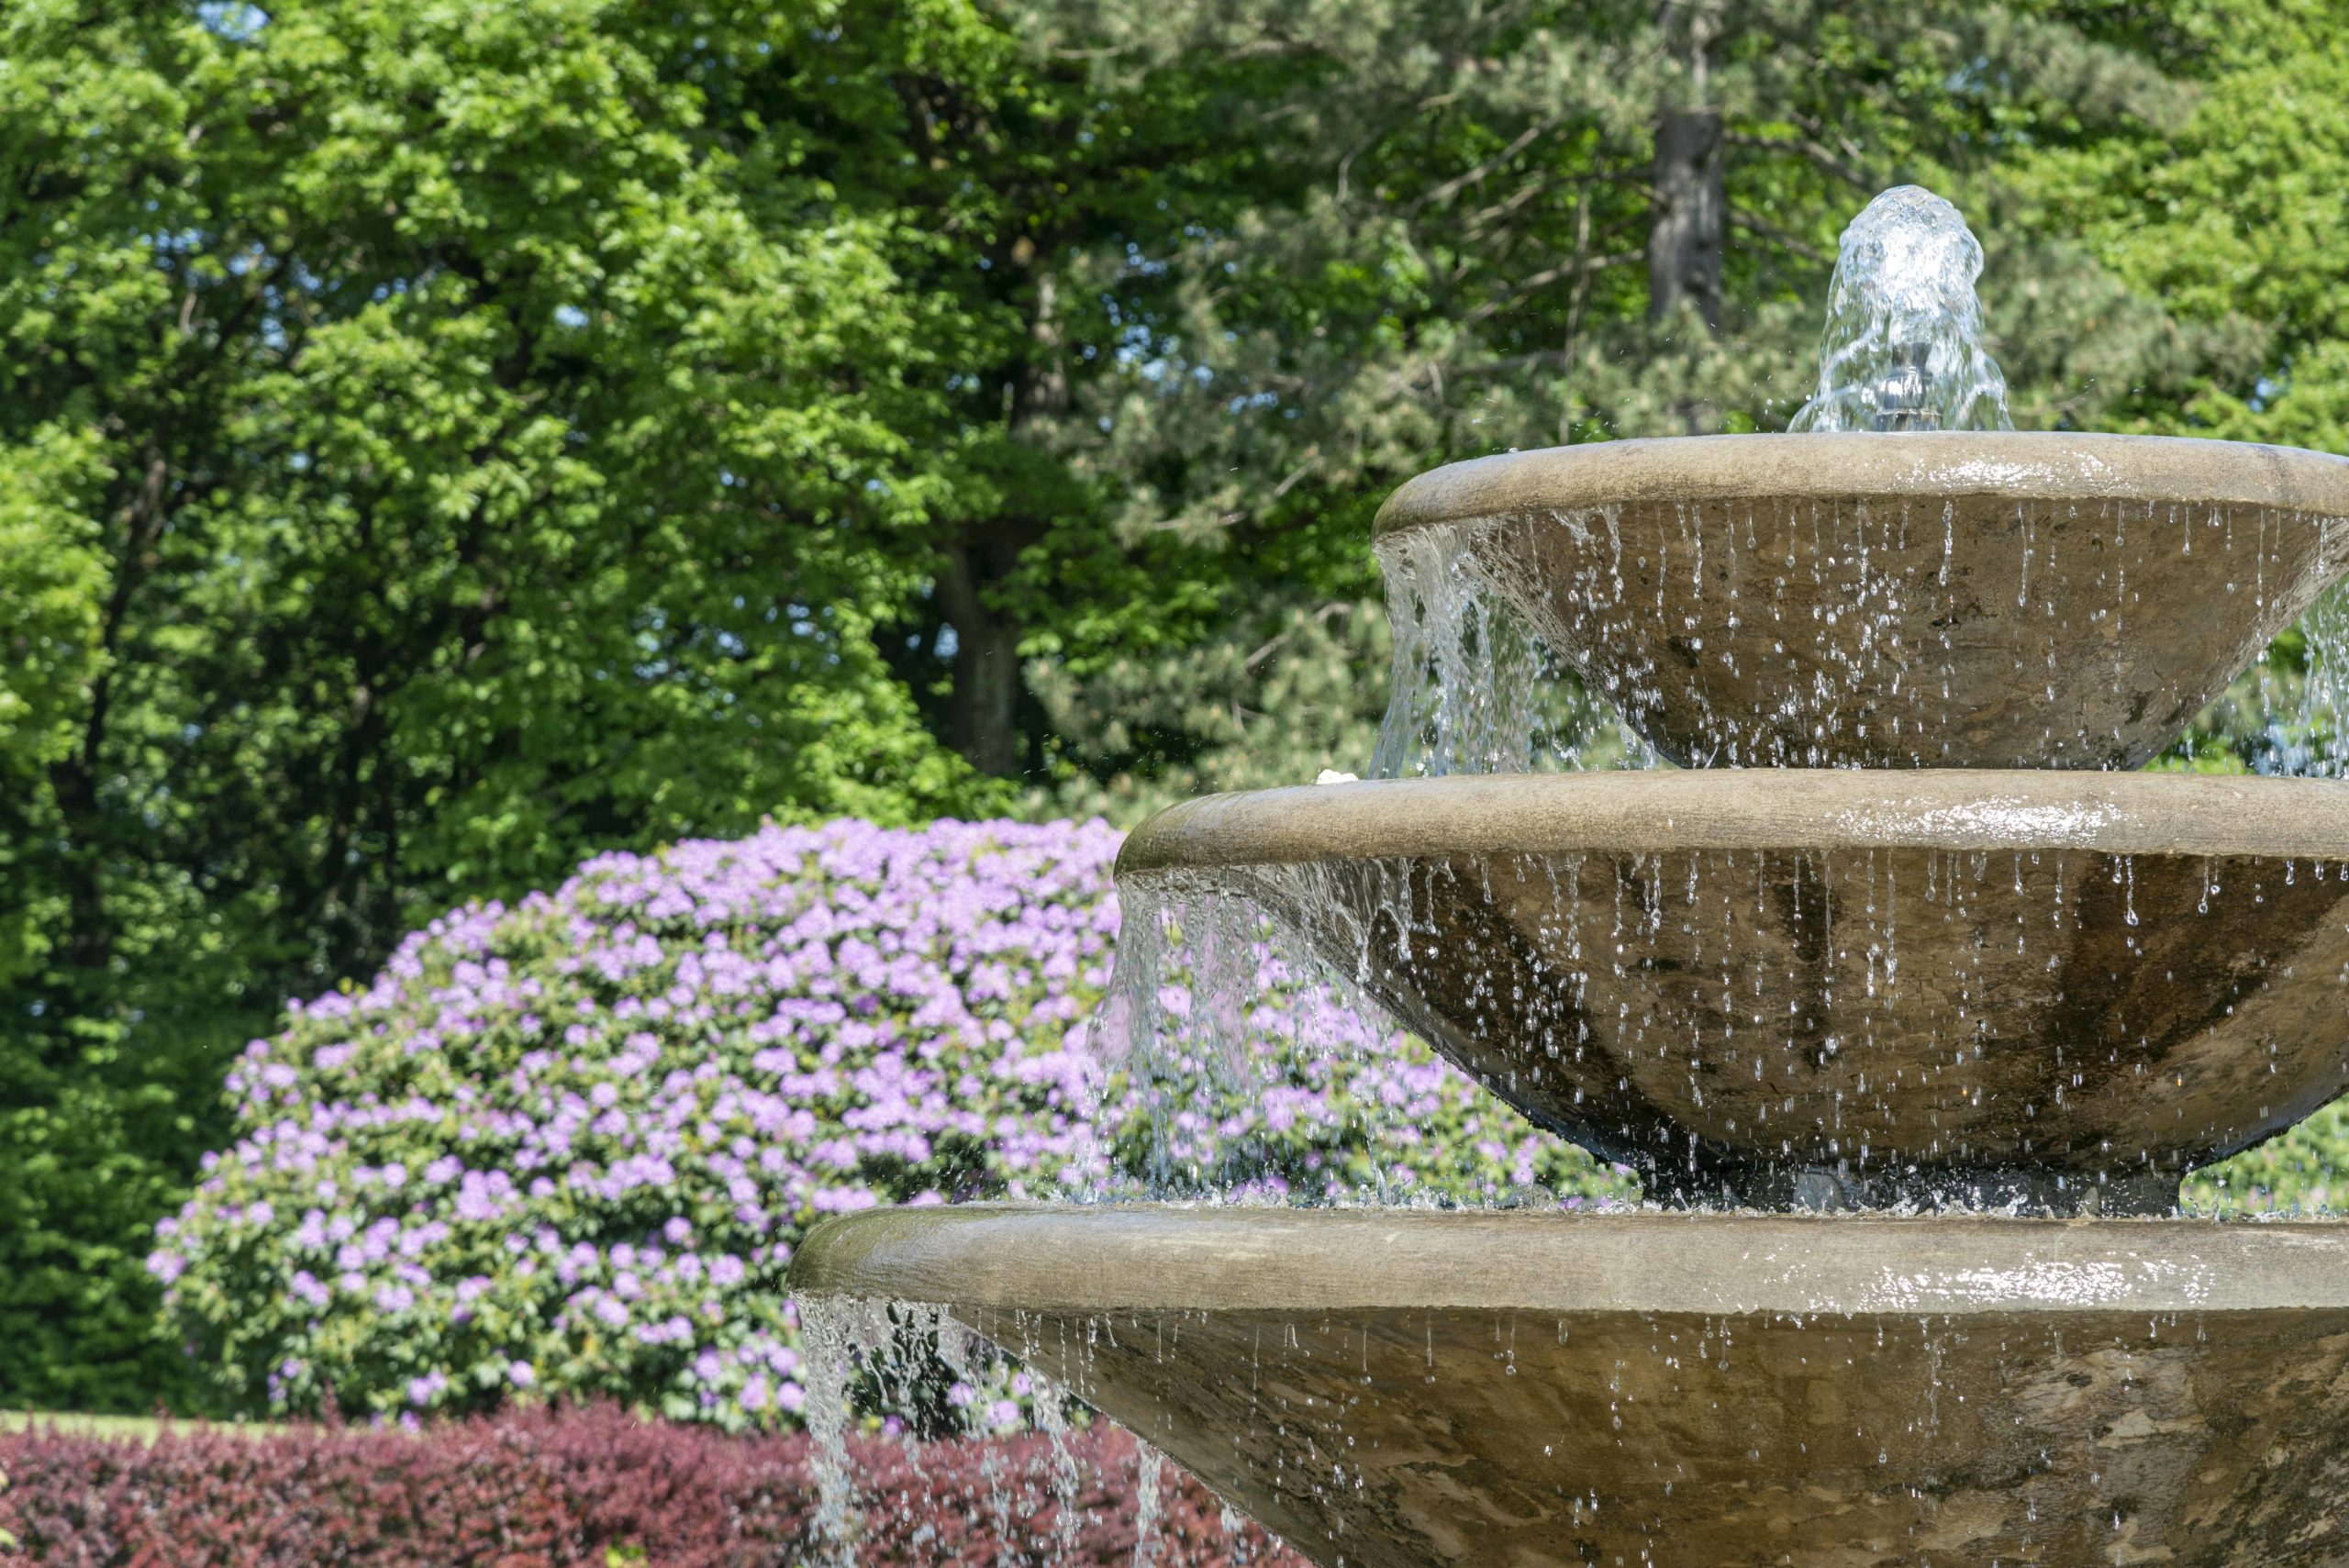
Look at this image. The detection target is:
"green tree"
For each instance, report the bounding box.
[0,0,2286,1407]
[0,0,991,1407]
[0,0,1375,1410]
[1019,0,2221,806]
[2011,0,2349,776]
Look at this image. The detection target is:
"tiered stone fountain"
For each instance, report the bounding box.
[793,192,2349,1564]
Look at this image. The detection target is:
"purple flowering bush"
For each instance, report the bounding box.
[151,817,1630,1429]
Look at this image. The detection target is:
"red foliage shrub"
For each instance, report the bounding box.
[0,1405,1307,1567]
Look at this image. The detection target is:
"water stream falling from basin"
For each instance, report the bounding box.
[1370,525,1656,779]
[2189,575,2349,776]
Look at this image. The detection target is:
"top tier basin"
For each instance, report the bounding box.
[1375,432,2349,769]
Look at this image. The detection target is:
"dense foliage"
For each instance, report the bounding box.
[150,817,1624,1426]
[6,0,997,1408]
[0,1407,1300,1567]
[6,0,2343,1407]
[2188,1101,2347,1214]
[2017,0,2349,773]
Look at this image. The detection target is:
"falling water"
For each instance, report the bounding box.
[1089,866,1446,1199]
[1371,526,1654,778]
[800,1293,880,1567]
[800,1291,1303,1566]
[800,1294,1119,1566]
[1787,184,2012,433]
[2189,578,2349,777]
[1131,1440,1166,1568]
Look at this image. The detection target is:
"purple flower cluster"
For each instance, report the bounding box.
[153,817,1628,1429]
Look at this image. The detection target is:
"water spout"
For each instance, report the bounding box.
[1868,339,1939,431]
[1789,185,2011,433]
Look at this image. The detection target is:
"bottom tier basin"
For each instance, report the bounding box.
[791,1204,2349,1568]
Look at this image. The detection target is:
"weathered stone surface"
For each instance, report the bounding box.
[792,1205,2349,1568]
[1120,773,2349,1209]
[1375,432,2349,769]
[792,436,2349,1567]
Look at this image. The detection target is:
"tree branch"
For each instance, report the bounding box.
[1727,207,1830,266]
[1724,129,1873,192]
[1406,115,1564,217]
[1464,249,1643,324]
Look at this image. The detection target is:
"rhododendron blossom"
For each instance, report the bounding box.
[155,817,1628,1428]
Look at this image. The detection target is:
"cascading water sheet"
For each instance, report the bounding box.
[1371,523,1655,779]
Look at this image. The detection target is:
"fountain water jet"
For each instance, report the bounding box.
[791,188,2349,1566]
[1789,185,2013,435]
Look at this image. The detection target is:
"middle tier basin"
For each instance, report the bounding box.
[1119,773,2349,1210]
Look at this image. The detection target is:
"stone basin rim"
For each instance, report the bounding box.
[1371,430,2349,542]
[1115,771,2349,878]
[789,1203,2349,1317]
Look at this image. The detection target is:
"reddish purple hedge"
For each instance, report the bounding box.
[0,1405,1304,1567]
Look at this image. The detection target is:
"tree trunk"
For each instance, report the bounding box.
[935,539,1024,777]
[935,268,1067,778]
[1648,2,1723,332]
[1647,106,1723,331]
[51,444,173,973]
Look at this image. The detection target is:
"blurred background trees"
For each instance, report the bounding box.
[0,0,2332,1407]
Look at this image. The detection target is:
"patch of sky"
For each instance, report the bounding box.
[197,2,269,40]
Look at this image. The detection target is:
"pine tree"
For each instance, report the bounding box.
[1013,0,2237,807]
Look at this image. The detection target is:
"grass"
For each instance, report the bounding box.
[0,1410,286,1442]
